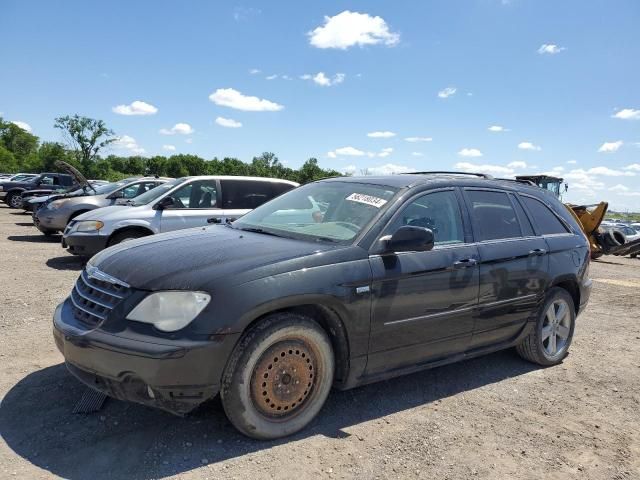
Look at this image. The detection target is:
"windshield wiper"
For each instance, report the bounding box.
[234,226,284,238]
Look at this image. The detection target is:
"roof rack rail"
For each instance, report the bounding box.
[495,178,536,186]
[400,171,494,179]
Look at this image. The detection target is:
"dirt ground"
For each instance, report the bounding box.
[0,204,638,480]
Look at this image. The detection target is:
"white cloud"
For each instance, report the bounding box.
[609,184,630,192]
[455,162,513,175]
[488,125,509,132]
[458,148,483,158]
[11,121,32,132]
[624,163,640,171]
[215,116,242,128]
[114,135,145,155]
[507,161,527,169]
[411,152,424,157]
[368,163,412,175]
[249,68,261,75]
[404,136,432,142]
[301,72,345,87]
[438,87,457,99]
[265,74,278,80]
[112,100,158,116]
[518,142,541,151]
[330,146,366,157]
[162,145,176,152]
[159,123,194,135]
[209,88,284,111]
[308,10,399,49]
[586,166,634,177]
[281,75,292,80]
[598,140,623,153]
[567,160,577,164]
[328,146,394,158]
[377,147,393,158]
[537,44,566,55]
[612,108,640,120]
[367,131,396,138]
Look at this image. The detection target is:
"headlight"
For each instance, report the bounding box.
[74,220,104,232]
[47,200,66,210]
[126,291,211,332]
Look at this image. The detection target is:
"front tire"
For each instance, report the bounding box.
[221,313,334,440]
[7,192,23,209]
[108,230,148,246]
[516,287,576,366]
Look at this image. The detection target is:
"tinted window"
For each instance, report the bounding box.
[466,190,522,241]
[59,175,74,186]
[167,180,218,209]
[388,190,464,245]
[40,175,55,185]
[272,182,296,197]
[222,180,277,210]
[521,196,569,235]
[511,195,534,237]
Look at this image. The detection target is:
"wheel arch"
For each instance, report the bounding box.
[235,298,352,387]
[550,276,580,314]
[108,225,154,245]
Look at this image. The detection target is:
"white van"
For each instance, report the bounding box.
[62,176,298,256]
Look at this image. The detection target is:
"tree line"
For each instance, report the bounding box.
[0,115,342,184]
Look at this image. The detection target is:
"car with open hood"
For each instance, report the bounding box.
[54,172,592,440]
[34,177,172,234]
[0,172,75,208]
[61,175,298,256]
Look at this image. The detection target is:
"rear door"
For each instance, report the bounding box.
[367,188,480,375]
[158,179,224,232]
[221,179,290,221]
[462,189,549,349]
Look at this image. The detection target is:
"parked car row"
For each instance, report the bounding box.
[42,171,592,440]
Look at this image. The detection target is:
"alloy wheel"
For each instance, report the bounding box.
[542,299,572,357]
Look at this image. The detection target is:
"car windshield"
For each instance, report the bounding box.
[130,178,183,205]
[93,181,130,195]
[232,181,399,244]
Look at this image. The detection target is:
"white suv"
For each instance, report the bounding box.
[62,176,298,256]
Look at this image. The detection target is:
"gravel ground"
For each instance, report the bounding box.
[0,204,639,480]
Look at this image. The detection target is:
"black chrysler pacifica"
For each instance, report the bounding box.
[53,172,592,439]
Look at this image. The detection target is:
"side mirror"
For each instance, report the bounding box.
[154,196,175,210]
[385,226,434,253]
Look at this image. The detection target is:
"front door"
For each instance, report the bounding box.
[159,179,225,232]
[366,189,479,376]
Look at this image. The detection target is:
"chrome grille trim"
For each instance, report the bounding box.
[80,270,125,299]
[70,267,131,327]
[70,290,107,321]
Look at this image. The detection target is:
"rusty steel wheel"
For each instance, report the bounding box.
[221,313,334,439]
[250,341,317,418]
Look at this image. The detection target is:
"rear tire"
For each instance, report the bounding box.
[108,229,148,246]
[516,287,576,366]
[221,313,334,440]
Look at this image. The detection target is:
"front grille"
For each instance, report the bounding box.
[70,269,130,327]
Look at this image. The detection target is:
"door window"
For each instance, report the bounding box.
[387,190,465,245]
[166,180,218,209]
[221,180,276,209]
[466,190,522,241]
[520,196,569,235]
[40,175,55,185]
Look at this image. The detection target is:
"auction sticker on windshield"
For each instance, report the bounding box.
[346,193,388,208]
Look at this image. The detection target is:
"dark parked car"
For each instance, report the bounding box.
[53,173,592,439]
[0,172,75,208]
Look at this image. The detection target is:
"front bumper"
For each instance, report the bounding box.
[0,191,7,200]
[53,299,240,415]
[36,209,67,232]
[62,231,109,256]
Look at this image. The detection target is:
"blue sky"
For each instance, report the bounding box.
[1,0,639,210]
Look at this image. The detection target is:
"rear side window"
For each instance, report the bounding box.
[511,195,535,237]
[221,180,280,209]
[271,182,296,197]
[60,175,74,186]
[520,196,569,235]
[465,190,522,241]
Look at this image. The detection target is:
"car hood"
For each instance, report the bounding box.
[89,226,357,291]
[75,204,137,221]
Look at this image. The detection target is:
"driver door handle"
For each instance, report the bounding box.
[453,258,478,269]
[207,217,222,224]
[528,248,547,256]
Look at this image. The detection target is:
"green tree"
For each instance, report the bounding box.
[38,142,72,171]
[0,145,18,172]
[0,118,39,166]
[54,115,116,175]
